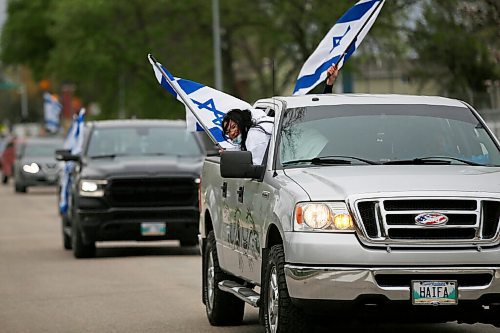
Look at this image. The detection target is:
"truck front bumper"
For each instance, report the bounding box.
[285,265,500,302]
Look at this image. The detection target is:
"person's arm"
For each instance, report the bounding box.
[323,83,333,94]
[323,64,339,94]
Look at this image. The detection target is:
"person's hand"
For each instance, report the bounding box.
[219,148,224,155]
[326,64,339,86]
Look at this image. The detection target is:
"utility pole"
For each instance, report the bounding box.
[212,0,223,90]
[17,66,28,120]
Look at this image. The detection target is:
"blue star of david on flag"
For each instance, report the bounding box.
[192,98,225,127]
[329,26,351,53]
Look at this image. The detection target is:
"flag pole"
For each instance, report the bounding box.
[148,54,222,149]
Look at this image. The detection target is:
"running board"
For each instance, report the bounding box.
[218,280,260,307]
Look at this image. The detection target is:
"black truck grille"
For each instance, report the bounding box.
[108,178,197,207]
[356,198,500,244]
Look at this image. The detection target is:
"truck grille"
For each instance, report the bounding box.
[354,197,500,245]
[108,178,197,207]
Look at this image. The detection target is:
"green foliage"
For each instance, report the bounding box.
[408,0,499,106]
[1,0,54,80]
[0,0,498,119]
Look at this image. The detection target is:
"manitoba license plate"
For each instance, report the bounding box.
[412,280,457,305]
[140,222,166,236]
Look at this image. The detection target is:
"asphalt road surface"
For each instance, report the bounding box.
[0,183,497,333]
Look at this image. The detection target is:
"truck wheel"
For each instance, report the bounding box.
[203,231,245,325]
[2,175,7,184]
[62,215,72,250]
[72,214,96,258]
[14,182,26,193]
[263,244,307,333]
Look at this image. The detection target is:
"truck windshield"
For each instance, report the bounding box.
[279,104,500,167]
[87,126,202,158]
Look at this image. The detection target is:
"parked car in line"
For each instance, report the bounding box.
[56,119,205,258]
[13,137,64,193]
[1,136,18,184]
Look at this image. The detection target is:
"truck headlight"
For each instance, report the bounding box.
[22,163,40,174]
[294,202,355,232]
[79,179,107,197]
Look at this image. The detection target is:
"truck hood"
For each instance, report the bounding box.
[81,155,203,179]
[284,165,500,200]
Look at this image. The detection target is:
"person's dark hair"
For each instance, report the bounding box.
[222,109,253,150]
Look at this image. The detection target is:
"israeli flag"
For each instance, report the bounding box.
[293,0,385,95]
[43,92,62,133]
[148,54,252,149]
[59,109,85,214]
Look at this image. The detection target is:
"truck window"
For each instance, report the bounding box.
[86,126,202,157]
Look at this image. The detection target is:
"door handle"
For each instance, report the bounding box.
[262,191,270,199]
[221,182,227,198]
[237,186,244,203]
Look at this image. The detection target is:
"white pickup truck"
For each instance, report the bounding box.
[198,94,500,332]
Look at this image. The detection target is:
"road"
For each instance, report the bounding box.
[0,183,497,333]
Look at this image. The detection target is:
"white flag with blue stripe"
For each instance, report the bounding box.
[59,109,85,214]
[293,0,385,95]
[43,92,62,133]
[148,55,252,149]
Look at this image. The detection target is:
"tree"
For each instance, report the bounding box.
[0,0,54,80]
[408,0,499,107]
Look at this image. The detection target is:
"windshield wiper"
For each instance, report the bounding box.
[90,153,129,159]
[283,155,379,166]
[383,156,483,166]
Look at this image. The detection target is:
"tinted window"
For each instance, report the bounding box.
[279,104,500,167]
[23,142,62,157]
[86,126,202,157]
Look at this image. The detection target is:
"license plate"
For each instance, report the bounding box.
[140,222,166,236]
[412,280,457,305]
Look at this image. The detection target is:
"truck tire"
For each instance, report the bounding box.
[2,175,7,184]
[14,182,26,193]
[62,215,72,250]
[203,231,245,325]
[263,244,307,333]
[72,214,96,258]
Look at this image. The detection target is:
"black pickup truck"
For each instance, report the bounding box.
[56,119,205,258]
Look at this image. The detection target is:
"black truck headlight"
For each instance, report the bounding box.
[79,179,107,197]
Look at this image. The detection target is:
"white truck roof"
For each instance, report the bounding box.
[267,94,468,109]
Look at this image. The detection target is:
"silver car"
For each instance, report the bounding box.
[14,137,63,193]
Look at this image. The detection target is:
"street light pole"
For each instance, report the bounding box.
[17,66,28,120]
[212,0,223,90]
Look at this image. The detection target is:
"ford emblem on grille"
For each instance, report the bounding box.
[415,212,449,226]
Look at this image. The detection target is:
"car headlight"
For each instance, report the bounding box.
[79,179,107,197]
[294,202,355,232]
[22,163,40,174]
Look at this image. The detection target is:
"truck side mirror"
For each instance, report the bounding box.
[55,149,80,162]
[220,151,264,179]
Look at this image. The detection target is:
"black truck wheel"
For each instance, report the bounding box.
[263,244,307,333]
[62,215,72,250]
[14,182,26,193]
[72,214,96,258]
[203,231,245,325]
